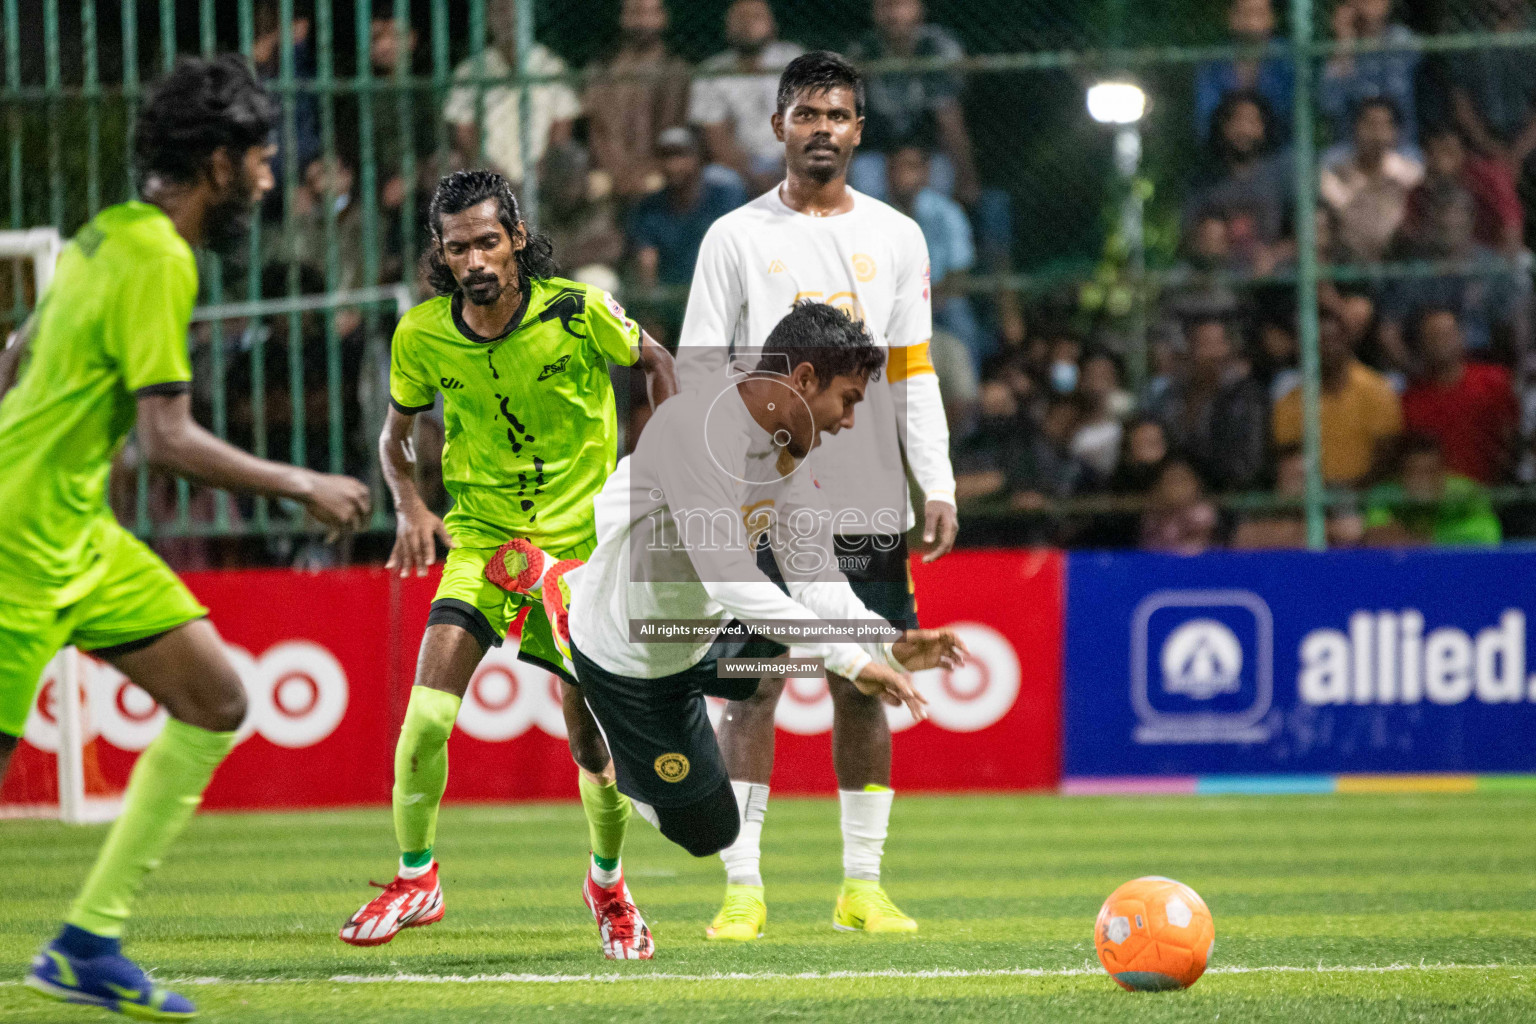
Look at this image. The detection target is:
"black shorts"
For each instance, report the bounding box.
[571,624,787,809]
[755,533,919,633]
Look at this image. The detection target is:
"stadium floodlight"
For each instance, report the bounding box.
[1086,81,1146,125]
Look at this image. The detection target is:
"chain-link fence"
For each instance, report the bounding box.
[3,0,1536,559]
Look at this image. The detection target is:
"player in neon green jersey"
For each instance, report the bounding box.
[2,57,371,1020]
[339,170,677,959]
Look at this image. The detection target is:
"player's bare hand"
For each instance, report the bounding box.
[301,472,372,532]
[921,499,958,563]
[892,627,969,673]
[853,661,928,722]
[388,502,456,577]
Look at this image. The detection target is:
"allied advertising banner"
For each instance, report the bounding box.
[6,550,1063,811]
[1064,549,1536,779]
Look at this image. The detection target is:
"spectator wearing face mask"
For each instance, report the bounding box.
[1045,335,1084,396]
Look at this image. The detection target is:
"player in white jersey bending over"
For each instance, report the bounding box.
[562,301,966,868]
[674,50,959,938]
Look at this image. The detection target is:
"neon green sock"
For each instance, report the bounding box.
[578,773,630,870]
[392,686,461,858]
[66,718,235,938]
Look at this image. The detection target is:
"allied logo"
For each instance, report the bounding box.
[852,253,877,282]
[1160,619,1244,700]
[440,376,464,390]
[654,752,690,783]
[1131,590,1274,745]
[767,259,786,274]
[538,355,570,382]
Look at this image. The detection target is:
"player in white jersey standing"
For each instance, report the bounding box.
[674,51,959,940]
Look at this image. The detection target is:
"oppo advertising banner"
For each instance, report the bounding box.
[1064,549,1536,779]
[7,551,1063,810]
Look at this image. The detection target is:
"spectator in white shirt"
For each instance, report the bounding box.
[688,0,804,195]
[443,0,580,185]
[1320,97,1424,262]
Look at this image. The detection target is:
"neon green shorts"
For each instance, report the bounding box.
[427,538,594,682]
[0,522,207,737]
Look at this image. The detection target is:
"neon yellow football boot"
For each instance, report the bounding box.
[833,877,918,933]
[705,883,766,941]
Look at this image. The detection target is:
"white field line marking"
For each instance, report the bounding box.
[1,962,1526,988]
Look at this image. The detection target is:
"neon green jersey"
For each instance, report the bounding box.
[389,276,640,551]
[0,202,196,608]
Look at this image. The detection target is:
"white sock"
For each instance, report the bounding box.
[398,857,434,880]
[631,798,660,829]
[719,780,769,887]
[589,855,622,888]
[840,786,893,881]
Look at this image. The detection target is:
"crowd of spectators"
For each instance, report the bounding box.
[952,0,1536,553]
[158,0,1536,556]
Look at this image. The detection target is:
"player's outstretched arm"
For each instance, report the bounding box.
[891,627,969,673]
[378,404,455,577]
[849,661,929,723]
[636,329,677,409]
[136,391,370,530]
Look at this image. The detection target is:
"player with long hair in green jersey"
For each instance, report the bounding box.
[338,170,677,959]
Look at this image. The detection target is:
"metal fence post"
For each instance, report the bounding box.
[516,0,537,227]
[1291,0,1326,551]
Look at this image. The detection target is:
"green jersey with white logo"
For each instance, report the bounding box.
[388,276,640,551]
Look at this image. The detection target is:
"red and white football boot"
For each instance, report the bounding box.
[583,869,655,960]
[339,863,445,946]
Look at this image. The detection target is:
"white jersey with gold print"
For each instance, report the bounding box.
[675,185,955,534]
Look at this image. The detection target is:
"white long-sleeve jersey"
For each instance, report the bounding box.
[565,375,901,681]
[675,185,955,534]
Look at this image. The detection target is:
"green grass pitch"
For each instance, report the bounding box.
[1,792,1533,1022]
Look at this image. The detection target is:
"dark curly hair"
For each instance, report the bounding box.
[421,169,559,296]
[777,50,865,117]
[134,55,277,184]
[756,301,884,387]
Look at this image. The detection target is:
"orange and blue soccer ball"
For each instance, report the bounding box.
[1094,876,1214,991]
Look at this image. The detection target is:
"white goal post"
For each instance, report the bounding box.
[0,226,64,301]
